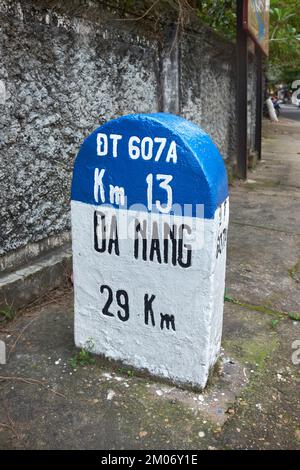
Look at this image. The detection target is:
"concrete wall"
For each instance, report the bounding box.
[180,27,238,166]
[0,0,258,273]
[248,52,258,157]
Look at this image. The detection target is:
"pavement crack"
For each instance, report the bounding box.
[231,220,300,236]
[224,293,300,321]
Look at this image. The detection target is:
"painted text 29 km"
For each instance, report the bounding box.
[99,284,176,332]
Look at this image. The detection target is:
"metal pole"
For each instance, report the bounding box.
[236,0,248,179]
[255,44,263,160]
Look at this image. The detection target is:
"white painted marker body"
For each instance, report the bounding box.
[72,200,228,388]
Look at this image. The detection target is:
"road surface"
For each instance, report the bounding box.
[280,103,300,122]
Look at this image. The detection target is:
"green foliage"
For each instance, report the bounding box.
[0,304,15,322]
[267,63,299,85]
[70,339,96,368]
[269,0,300,78]
[266,1,300,84]
[270,318,280,328]
[288,312,300,322]
[118,1,299,85]
[117,367,135,377]
[193,1,299,86]
[70,348,95,368]
[196,0,236,39]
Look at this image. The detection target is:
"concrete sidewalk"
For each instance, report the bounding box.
[0,117,299,450]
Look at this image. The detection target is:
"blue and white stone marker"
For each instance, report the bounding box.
[71,113,229,389]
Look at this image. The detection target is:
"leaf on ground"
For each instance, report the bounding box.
[288,312,300,321]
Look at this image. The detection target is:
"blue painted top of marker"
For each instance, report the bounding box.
[71,113,228,219]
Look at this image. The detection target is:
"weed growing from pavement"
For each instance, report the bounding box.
[70,338,96,368]
[117,367,135,378]
[0,304,15,323]
[270,319,280,329]
[288,312,300,321]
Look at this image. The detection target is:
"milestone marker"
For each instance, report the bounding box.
[71,113,229,388]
